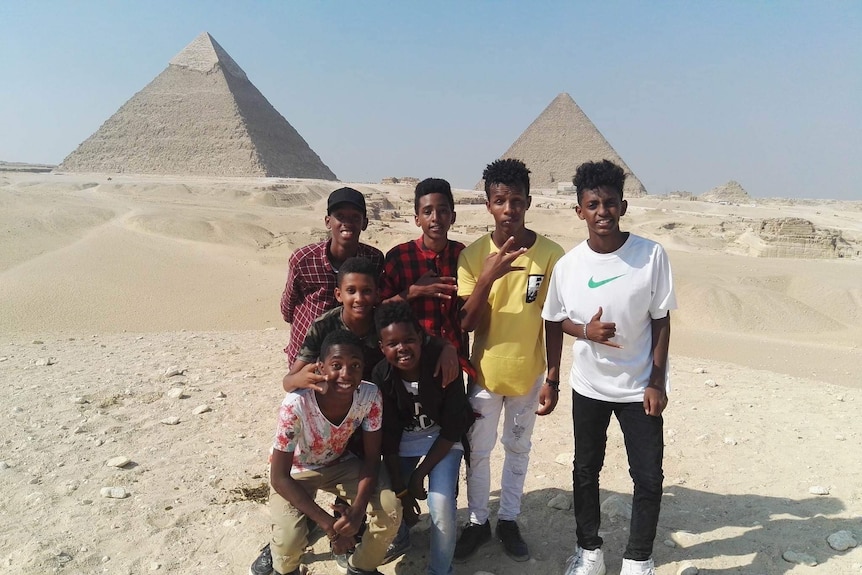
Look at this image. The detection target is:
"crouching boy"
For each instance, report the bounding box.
[372,302,476,575]
[267,330,401,575]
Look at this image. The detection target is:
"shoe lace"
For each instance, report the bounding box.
[565,550,599,575]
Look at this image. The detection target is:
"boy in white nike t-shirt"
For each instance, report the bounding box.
[542,160,676,575]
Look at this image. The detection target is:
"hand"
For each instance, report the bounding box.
[409,272,458,301]
[331,502,363,538]
[324,505,358,554]
[481,236,527,283]
[285,363,329,393]
[401,495,421,527]
[433,343,459,387]
[643,385,668,416]
[586,307,622,349]
[407,472,427,501]
[330,533,355,555]
[535,383,559,416]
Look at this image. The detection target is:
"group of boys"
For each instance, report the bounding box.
[254,158,676,575]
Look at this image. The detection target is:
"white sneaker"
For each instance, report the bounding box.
[620,557,656,575]
[564,547,606,575]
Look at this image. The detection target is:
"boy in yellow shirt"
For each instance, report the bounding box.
[454,158,564,563]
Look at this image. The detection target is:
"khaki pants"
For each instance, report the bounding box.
[269,458,401,574]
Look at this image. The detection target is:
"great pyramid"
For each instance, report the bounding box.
[482,93,646,196]
[60,33,337,179]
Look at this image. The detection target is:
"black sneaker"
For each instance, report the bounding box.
[345,565,384,575]
[381,520,411,564]
[305,515,322,541]
[249,543,273,575]
[495,519,530,562]
[453,520,491,562]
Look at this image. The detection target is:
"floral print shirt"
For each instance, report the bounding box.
[273,381,382,474]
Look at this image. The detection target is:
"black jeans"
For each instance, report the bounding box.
[571,390,664,561]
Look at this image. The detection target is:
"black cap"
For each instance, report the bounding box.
[327,187,366,216]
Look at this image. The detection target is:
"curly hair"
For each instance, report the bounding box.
[319,329,364,363]
[573,160,626,202]
[337,256,379,288]
[414,178,454,212]
[374,301,422,336]
[482,158,531,198]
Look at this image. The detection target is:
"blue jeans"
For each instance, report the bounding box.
[400,447,463,575]
[571,391,664,561]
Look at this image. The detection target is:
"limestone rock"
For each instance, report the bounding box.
[600,494,632,521]
[752,218,852,258]
[782,550,817,566]
[105,456,131,468]
[827,530,858,551]
[100,487,129,499]
[547,493,572,510]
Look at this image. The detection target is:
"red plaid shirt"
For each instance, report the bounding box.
[380,236,467,358]
[281,240,384,364]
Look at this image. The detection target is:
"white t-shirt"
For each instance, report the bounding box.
[542,234,677,402]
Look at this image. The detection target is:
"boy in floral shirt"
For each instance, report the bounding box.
[265,330,401,575]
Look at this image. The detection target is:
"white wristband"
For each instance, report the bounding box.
[583,323,588,341]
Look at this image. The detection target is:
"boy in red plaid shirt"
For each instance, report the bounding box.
[280,187,384,365]
[380,178,470,366]
[378,177,472,562]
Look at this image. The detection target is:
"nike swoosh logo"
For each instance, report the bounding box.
[588,274,625,288]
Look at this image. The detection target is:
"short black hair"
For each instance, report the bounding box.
[573,160,626,202]
[319,329,365,362]
[338,256,379,288]
[483,158,530,198]
[374,301,422,335]
[414,178,454,213]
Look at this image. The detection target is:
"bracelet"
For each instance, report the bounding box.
[395,489,409,499]
[544,378,560,391]
[327,531,339,541]
[583,323,588,341]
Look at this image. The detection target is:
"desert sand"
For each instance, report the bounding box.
[1,171,860,575]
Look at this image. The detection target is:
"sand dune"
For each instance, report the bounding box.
[1,172,860,574]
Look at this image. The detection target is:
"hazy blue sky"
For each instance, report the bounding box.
[1,2,860,199]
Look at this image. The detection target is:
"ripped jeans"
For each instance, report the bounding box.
[465,375,542,525]
[268,458,401,574]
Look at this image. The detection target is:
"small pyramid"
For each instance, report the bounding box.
[700,180,751,203]
[481,93,646,196]
[60,33,337,179]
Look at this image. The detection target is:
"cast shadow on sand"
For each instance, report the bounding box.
[388,485,854,575]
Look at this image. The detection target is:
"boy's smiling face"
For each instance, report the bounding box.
[575,185,627,238]
[335,272,378,322]
[415,192,455,244]
[379,321,423,379]
[325,205,367,249]
[486,183,531,237]
[317,343,364,395]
